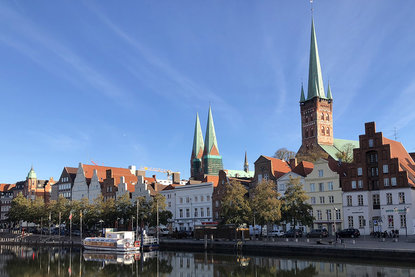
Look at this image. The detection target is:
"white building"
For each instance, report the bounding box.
[160,182,214,231]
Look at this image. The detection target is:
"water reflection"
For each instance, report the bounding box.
[0,245,413,276]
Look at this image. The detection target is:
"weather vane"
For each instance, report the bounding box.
[310,0,314,15]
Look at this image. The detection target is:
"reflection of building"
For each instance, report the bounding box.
[342,122,415,235]
[161,182,213,231]
[304,159,343,234]
[160,252,214,277]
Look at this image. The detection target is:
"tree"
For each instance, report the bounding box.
[148,194,170,227]
[220,180,251,225]
[273,148,296,161]
[281,176,314,228]
[335,143,355,163]
[250,180,281,235]
[7,194,30,224]
[296,149,328,163]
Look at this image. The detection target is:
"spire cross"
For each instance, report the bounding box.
[310,0,314,15]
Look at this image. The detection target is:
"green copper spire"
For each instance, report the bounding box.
[204,106,219,155]
[27,166,37,179]
[326,81,333,100]
[300,83,306,103]
[192,113,204,159]
[244,151,249,172]
[307,18,325,100]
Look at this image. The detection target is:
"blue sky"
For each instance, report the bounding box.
[1,1,415,183]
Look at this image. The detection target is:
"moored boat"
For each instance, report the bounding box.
[83,231,140,252]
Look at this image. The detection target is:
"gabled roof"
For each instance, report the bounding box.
[262,156,292,178]
[292,161,314,177]
[383,137,415,184]
[204,175,219,187]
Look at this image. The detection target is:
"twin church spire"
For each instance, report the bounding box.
[191,106,223,179]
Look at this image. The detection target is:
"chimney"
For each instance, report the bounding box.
[136,170,146,177]
[152,175,157,182]
[289,158,298,169]
[172,172,180,184]
[128,165,136,174]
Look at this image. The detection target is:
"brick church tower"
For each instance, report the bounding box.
[297,18,334,155]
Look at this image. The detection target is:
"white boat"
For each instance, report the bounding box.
[83,231,140,252]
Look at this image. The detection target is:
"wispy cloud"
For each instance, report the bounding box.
[86,3,242,126]
[0,4,132,106]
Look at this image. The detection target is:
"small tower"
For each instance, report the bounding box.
[244,151,249,173]
[202,106,223,175]
[190,113,205,179]
[26,166,37,200]
[298,18,333,154]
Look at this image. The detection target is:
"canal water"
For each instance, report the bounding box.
[0,245,413,277]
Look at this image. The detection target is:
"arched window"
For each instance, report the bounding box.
[326,127,330,136]
[321,113,324,120]
[321,126,325,135]
[326,113,330,120]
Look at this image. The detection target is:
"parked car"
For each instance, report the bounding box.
[284,229,303,238]
[336,228,360,238]
[269,230,285,237]
[306,229,328,238]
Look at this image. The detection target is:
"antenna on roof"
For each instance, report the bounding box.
[394,127,398,141]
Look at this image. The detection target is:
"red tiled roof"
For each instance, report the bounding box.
[204,175,219,187]
[262,156,292,178]
[292,161,314,177]
[383,138,415,185]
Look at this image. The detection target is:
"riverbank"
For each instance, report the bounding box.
[160,237,415,262]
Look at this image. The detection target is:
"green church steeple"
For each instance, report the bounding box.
[27,166,37,179]
[191,113,204,178]
[326,81,333,100]
[300,83,306,103]
[307,18,325,100]
[203,106,223,175]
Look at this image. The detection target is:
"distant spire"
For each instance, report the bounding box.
[244,151,249,173]
[27,166,37,179]
[204,106,220,156]
[326,81,333,100]
[191,113,204,160]
[300,83,306,103]
[307,18,325,100]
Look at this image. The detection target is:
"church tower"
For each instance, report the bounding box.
[190,113,204,179]
[202,106,223,175]
[298,18,333,154]
[244,151,249,173]
[26,166,37,200]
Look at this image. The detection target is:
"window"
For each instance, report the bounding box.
[358,195,363,206]
[347,195,352,206]
[320,196,325,204]
[358,180,363,188]
[168,202,171,208]
[326,114,330,120]
[371,167,379,177]
[391,177,397,186]
[321,126,325,135]
[310,183,315,192]
[348,216,354,228]
[194,196,198,202]
[215,200,219,207]
[319,183,324,192]
[180,197,183,204]
[279,183,286,191]
[388,215,394,228]
[186,197,190,203]
[179,209,183,218]
[328,182,333,191]
[207,207,210,217]
[186,209,190,217]
[373,194,380,210]
[311,197,316,204]
[264,173,269,181]
[336,209,341,220]
[317,210,322,220]
[318,170,324,177]
[400,214,407,228]
[326,127,330,136]
[383,165,389,174]
[384,178,390,187]
[329,195,334,203]
[369,139,374,148]
[358,216,365,228]
[258,174,262,183]
[351,181,356,189]
[357,168,362,176]
[386,193,393,205]
[201,195,204,202]
[207,195,210,201]
[399,192,405,204]
[321,113,324,120]
[326,209,332,221]
[201,208,205,217]
[194,208,198,217]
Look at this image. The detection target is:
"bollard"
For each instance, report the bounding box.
[352,240,355,245]
[307,238,309,243]
[295,238,298,242]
